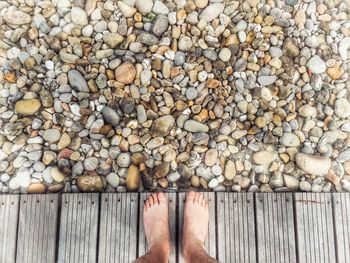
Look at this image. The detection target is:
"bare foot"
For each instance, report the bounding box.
[143,192,170,261]
[182,191,209,261]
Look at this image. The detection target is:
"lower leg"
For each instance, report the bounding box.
[133,193,170,263]
[182,192,219,263]
[133,246,168,263]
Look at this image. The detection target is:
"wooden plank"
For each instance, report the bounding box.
[98,193,139,263]
[255,193,296,263]
[177,192,216,263]
[138,193,176,263]
[333,193,350,263]
[16,194,59,263]
[0,195,19,263]
[58,193,99,263]
[217,192,256,263]
[295,193,336,263]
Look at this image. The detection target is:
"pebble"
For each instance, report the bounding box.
[71,7,88,26]
[296,153,331,176]
[306,55,326,74]
[252,151,277,165]
[106,173,120,188]
[101,106,120,127]
[335,98,350,118]
[4,10,32,25]
[257,76,277,86]
[174,51,186,66]
[184,120,209,133]
[115,62,136,84]
[126,165,140,191]
[224,160,236,180]
[204,149,218,166]
[152,1,169,15]
[136,0,153,14]
[218,48,231,62]
[43,129,61,142]
[68,70,89,92]
[15,99,41,115]
[199,3,224,22]
[280,133,300,147]
[117,153,131,168]
[77,173,103,192]
[152,15,168,37]
[84,157,98,171]
[151,115,175,136]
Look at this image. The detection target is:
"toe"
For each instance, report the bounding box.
[201,198,206,207]
[157,192,167,204]
[186,191,196,203]
[194,192,201,204]
[148,195,154,206]
[152,193,159,205]
[198,193,204,204]
[145,200,150,211]
[205,201,209,210]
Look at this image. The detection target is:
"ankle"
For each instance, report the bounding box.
[148,243,170,262]
[182,239,205,262]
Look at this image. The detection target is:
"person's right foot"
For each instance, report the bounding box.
[143,192,170,261]
[182,192,209,259]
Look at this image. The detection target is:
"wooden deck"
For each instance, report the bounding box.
[0,192,349,263]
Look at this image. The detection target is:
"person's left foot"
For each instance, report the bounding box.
[143,192,170,260]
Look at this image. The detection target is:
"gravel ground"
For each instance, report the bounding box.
[0,0,350,194]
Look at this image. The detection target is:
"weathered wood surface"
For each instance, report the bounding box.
[58,193,99,263]
[1,193,350,262]
[332,193,350,263]
[295,193,336,263]
[99,193,139,263]
[255,193,296,263]
[0,195,19,263]
[216,193,256,263]
[16,194,59,263]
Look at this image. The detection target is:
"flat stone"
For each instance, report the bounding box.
[15,99,41,115]
[101,106,120,127]
[199,3,224,22]
[296,153,331,176]
[51,167,65,182]
[115,62,136,84]
[84,157,98,171]
[28,183,46,194]
[204,149,218,166]
[152,15,168,37]
[126,164,140,191]
[280,132,300,147]
[117,1,137,17]
[151,115,175,136]
[77,172,103,192]
[106,173,120,188]
[306,55,326,74]
[135,0,153,14]
[252,151,277,165]
[152,0,169,15]
[71,7,88,26]
[68,70,90,92]
[43,129,60,142]
[4,10,31,25]
[335,98,350,118]
[224,160,236,180]
[257,75,277,86]
[283,174,299,190]
[184,120,209,133]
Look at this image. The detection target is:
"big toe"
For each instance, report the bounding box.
[157,192,167,204]
[186,191,197,203]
